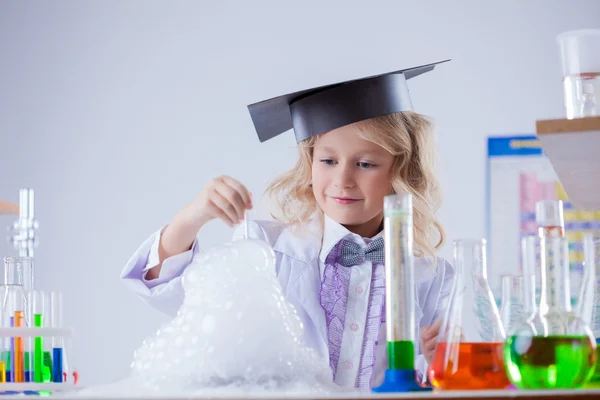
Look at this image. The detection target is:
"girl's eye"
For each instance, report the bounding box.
[321,159,336,165]
[358,162,375,169]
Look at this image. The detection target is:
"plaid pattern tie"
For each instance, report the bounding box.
[339,236,385,267]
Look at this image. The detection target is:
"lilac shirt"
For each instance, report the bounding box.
[319,239,386,388]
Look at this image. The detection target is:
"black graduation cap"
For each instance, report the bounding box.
[247,59,450,143]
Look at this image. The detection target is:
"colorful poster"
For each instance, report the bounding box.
[486,135,600,305]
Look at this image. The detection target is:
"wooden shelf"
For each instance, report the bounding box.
[535,117,600,210]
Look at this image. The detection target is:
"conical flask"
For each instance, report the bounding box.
[428,239,509,389]
[505,235,596,389]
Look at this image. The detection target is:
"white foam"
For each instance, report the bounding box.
[79,238,345,396]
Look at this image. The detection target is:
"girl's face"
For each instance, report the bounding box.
[311,125,395,238]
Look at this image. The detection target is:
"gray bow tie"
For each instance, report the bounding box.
[340,237,385,267]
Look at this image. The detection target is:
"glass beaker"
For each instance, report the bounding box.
[500,275,526,335]
[428,239,509,390]
[3,257,34,292]
[557,29,600,119]
[505,235,596,389]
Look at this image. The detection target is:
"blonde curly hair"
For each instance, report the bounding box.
[264,111,445,259]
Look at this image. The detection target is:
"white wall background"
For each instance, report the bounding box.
[0,0,598,387]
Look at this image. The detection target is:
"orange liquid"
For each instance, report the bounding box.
[428,342,510,390]
[14,311,24,383]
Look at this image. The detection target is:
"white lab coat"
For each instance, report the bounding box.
[120,216,454,388]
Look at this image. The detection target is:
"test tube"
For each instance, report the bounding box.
[536,200,565,238]
[24,292,33,382]
[521,236,539,316]
[32,291,45,383]
[0,286,8,383]
[51,292,63,382]
[500,275,525,335]
[9,289,25,383]
[0,326,5,383]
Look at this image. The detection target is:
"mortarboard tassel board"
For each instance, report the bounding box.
[247,59,450,144]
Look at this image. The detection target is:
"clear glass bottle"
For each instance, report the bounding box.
[428,239,509,390]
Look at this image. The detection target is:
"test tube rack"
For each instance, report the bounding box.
[0,326,77,393]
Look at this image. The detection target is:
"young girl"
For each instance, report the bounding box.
[120,60,454,390]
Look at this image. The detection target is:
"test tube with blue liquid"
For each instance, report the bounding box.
[51,292,63,383]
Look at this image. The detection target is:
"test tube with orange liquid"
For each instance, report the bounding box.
[428,239,510,390]
[6,289,26,383]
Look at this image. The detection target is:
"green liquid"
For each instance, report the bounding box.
[505,335,595,389]
[388,340,414,370]
[585,344,600,388]
[34,313,44,383]
[43,351,52,383]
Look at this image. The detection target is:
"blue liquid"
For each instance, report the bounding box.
[52,348,63,383]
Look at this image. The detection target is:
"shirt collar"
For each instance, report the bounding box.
[318,213,384,264]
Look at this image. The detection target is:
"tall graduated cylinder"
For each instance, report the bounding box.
[428,239,509,390]
[382,194,416,371]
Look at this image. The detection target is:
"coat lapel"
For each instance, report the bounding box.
[272,222,329,357]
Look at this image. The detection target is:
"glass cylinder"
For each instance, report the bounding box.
[428,239,509,390]
[579,234,600,387]
[505,236,596,389]
[382,193,415,371]
[535,200,565,238]
[500,276,525,336]
[520,235,539,316]
[557,29,600,119]
[3,257,34,291]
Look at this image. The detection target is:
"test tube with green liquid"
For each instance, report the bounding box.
[32,291,45,383]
